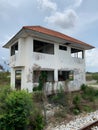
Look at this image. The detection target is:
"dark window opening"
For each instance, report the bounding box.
[71,48,84,59]
[59,45,67,51]
[11,42,18,56]
[33,70,54,83]
[15,70,21,90]
[58,70,74,81]
[33,40,54,54]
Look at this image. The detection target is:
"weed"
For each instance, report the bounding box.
[83,105,92,112]
[54,108,67,118]
[73,94,81,108]
[73,108,80,115]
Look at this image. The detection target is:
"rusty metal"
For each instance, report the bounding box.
[80,120,98,130]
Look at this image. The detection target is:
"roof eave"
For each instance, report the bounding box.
[3,27,95,50]
[3,28,27,48]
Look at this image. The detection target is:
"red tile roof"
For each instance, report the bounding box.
[23,26,94,48]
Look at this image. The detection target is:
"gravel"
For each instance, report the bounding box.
[47,110,98,130]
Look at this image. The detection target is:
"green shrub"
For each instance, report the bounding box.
[96,80,98,84]
[32,91,45,102]
[73,94,81,107]
[82,86,95,101]
[81,84,87,92]
[0,90,33,130]
[33,71,47,91]
[72,94,81,115]
[86,74,93,81]
[73,108,80,115]
[0,72,10,83]
[92,73,98,80]
[81,84,96,101]
[95,90,98,97]
[50,88,67,106]
[33,87,39,91]
[38,71,47,91]
[83,105,92,112]
[54,108,67,118]
[0,86,11,114]
[29,108,44,130]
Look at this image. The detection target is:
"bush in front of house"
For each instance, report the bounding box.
[0,89,44,130]
[81,84,95,101]
[0,90,33,130]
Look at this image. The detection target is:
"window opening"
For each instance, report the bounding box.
[58,70,74,81]
[33,40,54,54]
[59,45,67,51]
[33,70,54,82]
[11,42,18,56]
[71,48,83,59]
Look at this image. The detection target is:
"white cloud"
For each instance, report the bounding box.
[86,48,98,68]
[73,0,83,7]
[45,9,78,29]
[37,0,57,11]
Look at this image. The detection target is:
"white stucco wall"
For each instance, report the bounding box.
[9,36,86,92]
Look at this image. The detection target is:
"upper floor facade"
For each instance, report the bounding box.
[9,36,85,70]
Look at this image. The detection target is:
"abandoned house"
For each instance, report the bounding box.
[3,26,94,93]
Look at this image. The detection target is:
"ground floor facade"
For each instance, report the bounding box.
[10,66,86,94]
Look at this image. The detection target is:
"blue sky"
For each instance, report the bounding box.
[0,0,98,72]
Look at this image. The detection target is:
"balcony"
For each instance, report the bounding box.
[33,52,55,69]
[10,53,23,67]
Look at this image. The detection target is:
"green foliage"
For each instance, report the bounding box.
[96,80,98,84]
[92,73,98,80]
[54,107,67,118]
[81,84,95,101]
[83,105,92,112]
[0,90,33,130]
[0,86,45,130]
[32,91,45,102]
[0,86,11,114]
[50,87,67,106]
[0,72,10,83]
[72,94,81,115]
[81,84,88,92]
[86,74,93,81]
[73,108,80,115]
[73,94,81,107]
[38,71,47,90]
[29,108,44,130]
[33,86,39,91]
[86,72,98,81]
[33,71,47,91]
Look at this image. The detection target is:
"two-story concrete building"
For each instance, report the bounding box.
[3,26,94,93]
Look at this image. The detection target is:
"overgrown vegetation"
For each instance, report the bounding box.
[49,87,68,106]
[1,72,98,129]
[0,72,10,87]
[33,71,47,91]
[48,84,98,117]
[86,72,98,83]
[92,73,98,81]
[0,72,45,130]
[0,86,44,130]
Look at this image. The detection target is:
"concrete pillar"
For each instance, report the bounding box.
[54,69,58,81]
[10,68,15,89]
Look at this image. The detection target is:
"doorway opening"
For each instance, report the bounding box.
[15,70,22,90]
